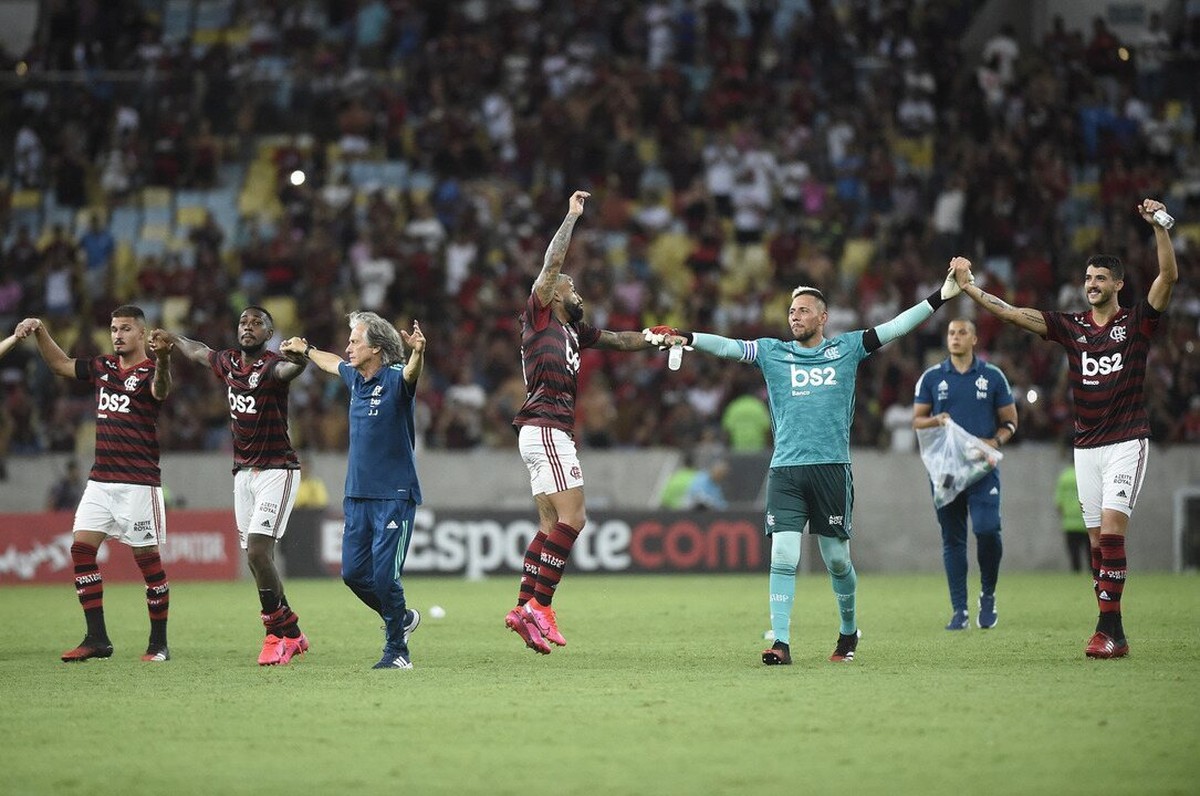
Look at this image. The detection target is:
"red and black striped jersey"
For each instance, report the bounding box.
[77,355,163,486]
[208,349,299,472]
[513,291,601,434]
[1042,301,1161,448]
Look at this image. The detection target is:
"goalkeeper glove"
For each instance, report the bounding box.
[642,326,679,348]
[940,269,974,301]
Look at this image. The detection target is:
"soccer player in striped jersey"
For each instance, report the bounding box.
[505,190,662,655]
[952,198,1178,659]
[16,307,175,662]
[154,307,310,666]
[281,313,425,670]
[652,263,966,664]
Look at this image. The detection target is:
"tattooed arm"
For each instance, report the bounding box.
[149,331,174,400]
[532,190,590,307]
[952,258,1048,336]
[593,330,657,352]
[1138,198,1178,312]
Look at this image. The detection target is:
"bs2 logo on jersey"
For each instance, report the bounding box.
[1080,351,1123,384]
[790,364,837,395]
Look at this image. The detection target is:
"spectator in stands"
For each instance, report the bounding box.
[14,123,45,188]
[722,379,772,452]
[4,3,1196,463]
[293,457,330,511]
[660,459,699,510]
[434,362,487,450]
[46,459,83,511]
[683,458,730,510]
[1055,455,1090,573]
[0,273,24,333]
[78,213,115,298]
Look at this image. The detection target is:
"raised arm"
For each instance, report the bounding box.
[0,333,16,359]
[271,356,309,382]
[593,329,658,352]
[657,329,750,362]
[148,331,174,400]
[152,329,212,365]
[280,336,342,376]
[398,320,425,386]
[532,190,590,306]
[953,258,1048,336]
[862,263,964,352]
[15,318,75,378]
[1138,198,1178,311]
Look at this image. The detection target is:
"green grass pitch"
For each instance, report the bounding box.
[1,572,1197,795]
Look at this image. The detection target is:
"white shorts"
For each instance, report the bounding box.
[234,468,299,549]
[1074,439,1149,527]
[518,425,584,496]
[73,480,167,547]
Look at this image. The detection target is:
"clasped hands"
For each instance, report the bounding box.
[642,326,691,350]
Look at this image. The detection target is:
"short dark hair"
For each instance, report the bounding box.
[243,305,275,328]
[111,305,146,321]
[1085,254,1124,281]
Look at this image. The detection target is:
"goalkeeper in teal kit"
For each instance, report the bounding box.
[651,260,967,664]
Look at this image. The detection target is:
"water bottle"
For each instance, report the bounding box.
[668,343,683,371]
[1151,209,1174,230]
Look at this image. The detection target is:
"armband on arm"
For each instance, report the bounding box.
[692,332,756,362]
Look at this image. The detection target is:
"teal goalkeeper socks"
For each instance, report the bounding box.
[831,565,857,635]
[818,535,857,635]
[768,569,796,645]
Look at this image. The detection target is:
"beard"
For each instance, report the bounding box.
[239,341,266,355]
[565,302,584,323]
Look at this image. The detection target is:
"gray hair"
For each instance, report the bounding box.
[348,311,406,366]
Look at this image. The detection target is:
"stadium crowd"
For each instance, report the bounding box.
[1,0,1199,473]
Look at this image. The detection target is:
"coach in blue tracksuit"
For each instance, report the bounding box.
[913,319,1018,631]
[282,311,425,669]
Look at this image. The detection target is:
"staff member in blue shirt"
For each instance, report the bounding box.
[282,312,425,669]
[913,318,1018,631]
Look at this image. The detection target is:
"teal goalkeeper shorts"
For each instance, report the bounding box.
[764,464,854,539]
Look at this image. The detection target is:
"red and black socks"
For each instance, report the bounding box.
[1096,534,1127,640]
[532,522,579,607]
[72,542,108,641]
[518,530,548,607]
[135,550,170,648]
[259,590,302,639]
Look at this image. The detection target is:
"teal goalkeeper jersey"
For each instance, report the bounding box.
[706,332,871,468]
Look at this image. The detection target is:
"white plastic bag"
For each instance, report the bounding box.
[916,417,1004,508]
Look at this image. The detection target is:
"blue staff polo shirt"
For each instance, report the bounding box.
[913,357,1014,439]
[339,361,422,503]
